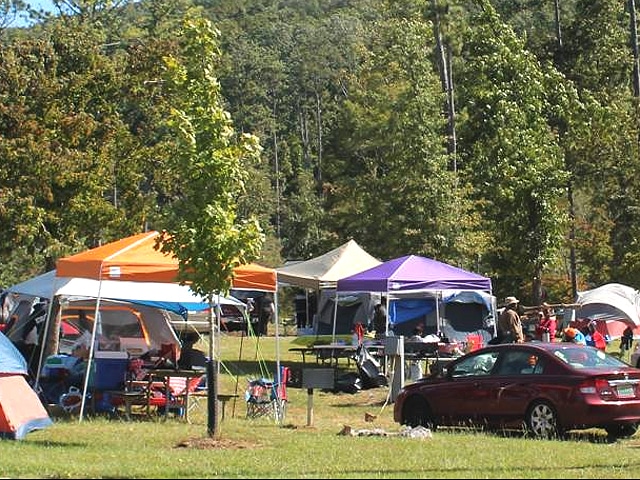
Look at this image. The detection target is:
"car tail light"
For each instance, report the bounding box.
[579,377,640,400]
[578,378,616,399]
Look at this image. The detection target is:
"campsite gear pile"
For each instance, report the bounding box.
[334,344,388,394]
[38,353,86,405]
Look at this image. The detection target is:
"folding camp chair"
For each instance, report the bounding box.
[245,366,289,424]
[142,372,204,423]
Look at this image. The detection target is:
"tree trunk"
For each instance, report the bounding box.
[554,0,563,48]
[630,0,640,97]
[431,0,457,167]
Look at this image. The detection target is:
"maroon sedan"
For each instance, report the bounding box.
[393,342,640,439]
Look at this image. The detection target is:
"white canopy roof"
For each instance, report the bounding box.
[6,270,244,308]
[276,239,381,290]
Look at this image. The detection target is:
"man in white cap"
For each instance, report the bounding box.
[497,296,524,343]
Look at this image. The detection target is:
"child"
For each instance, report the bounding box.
[585,321,606,351]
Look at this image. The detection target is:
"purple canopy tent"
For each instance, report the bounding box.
[335,255,494,337]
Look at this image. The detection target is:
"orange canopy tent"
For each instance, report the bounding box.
[232,263,277,292]
[56,231,277,292]
[52,231,278,420]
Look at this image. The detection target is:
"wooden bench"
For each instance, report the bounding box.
[288,346,316,365]
[189,391,239,421]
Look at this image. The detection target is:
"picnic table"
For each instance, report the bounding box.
[289,343,385,367]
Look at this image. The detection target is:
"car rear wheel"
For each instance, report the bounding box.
[526,400,562,439]
[605,423,639,440]
[401,395,435,429]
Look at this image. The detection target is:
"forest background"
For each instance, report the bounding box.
[0,0,638,309]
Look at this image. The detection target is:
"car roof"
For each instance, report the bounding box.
[470,342,605,356]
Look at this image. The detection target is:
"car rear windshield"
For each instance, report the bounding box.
[551,345,629,369]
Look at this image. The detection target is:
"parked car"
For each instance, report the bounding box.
[174,303,254,334]
[393,342,640,440]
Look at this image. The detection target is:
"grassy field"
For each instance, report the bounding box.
[2,332,640,478]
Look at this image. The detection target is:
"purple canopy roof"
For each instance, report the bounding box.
[336,255,492,293]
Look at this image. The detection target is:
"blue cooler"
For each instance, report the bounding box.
[92,352,129,390]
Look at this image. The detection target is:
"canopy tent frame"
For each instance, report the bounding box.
[14,231,279,423]
[277,240,381,337]
[335,255,494,341]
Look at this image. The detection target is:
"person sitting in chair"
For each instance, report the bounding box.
[177,332,207,370]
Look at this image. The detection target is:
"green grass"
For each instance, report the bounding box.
[2,333,640,478]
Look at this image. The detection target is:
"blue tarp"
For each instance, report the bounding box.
[0,330,28,375]
[389,299,435,325]
[388,291,493,326]
[123,300,205,318]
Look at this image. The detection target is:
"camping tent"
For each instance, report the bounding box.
[571,283,640,338]
[0,330,52,439]
[54,298,182,355]
[4,270,246,378]
[276,239,381,332]
[336,255,494,337]
[574,283,640,327]
[314,290,380,335]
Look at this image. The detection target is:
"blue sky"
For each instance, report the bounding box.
[13,1,56,27]
[26,0,55,11]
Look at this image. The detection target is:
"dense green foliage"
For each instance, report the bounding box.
[1,0,640,304]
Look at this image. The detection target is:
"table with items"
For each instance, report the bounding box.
[402,340,461,378]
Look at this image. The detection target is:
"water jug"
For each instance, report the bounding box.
[542,330,551,343]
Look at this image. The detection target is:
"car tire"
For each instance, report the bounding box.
[605,423,639,440]
[401,395,436,429]
[525,400,563,439]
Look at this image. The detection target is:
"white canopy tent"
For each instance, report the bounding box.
[6,269,246,420]
[277,240,381,333]
[6,270,244,310]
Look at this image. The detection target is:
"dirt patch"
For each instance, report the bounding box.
[175,437,260,450]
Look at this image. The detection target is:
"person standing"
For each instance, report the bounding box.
[535,302,557,342]
[407,325,427,380]
[257,294,275,336]
[372,298,388,339]
[497,296,524,343]
[621,325,634,355]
